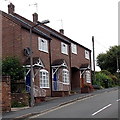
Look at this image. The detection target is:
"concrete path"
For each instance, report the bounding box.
[2,87,118,120]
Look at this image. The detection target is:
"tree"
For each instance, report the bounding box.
[97,45,120,74]
[2,57,26,92]
[2,57,25,82]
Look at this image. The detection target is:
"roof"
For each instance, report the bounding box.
[11,11,91,50]
[24,57,44,68]
[41,24,91,51]
[13,13,70,44]
[80,63,90,70]
[1,8,91,51]
[52,59,68,68]
[0,11,51,40]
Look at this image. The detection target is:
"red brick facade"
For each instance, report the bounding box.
[0,76,11,112]
[1,3,92,99]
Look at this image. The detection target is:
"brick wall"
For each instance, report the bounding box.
[1,76,11,112]
[2,14,51,97]
[71,45,91,68]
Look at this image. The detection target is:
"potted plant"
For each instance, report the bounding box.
[81,83,91,93]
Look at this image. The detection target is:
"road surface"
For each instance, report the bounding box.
[29,89,119,119]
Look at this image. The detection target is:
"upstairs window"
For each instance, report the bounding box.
[62,69,69,84]
[61,42,68,55]
[40,69,49,88]
[85,50,90,60]
[71,43,77,54]
[38,37,48,53]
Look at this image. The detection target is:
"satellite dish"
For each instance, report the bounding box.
[24,47,31,56]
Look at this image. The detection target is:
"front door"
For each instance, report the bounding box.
[25,70,31,93]
[52,68,59,91]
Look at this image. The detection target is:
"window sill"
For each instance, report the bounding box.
[85,57,90,60]
[61,52,68,56]
[40,87,50,89]
[72,52,77,55]
[63,83,69,85]
[39,49,49,54]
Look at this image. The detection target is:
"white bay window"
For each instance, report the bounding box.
[40,69,49,88]
[62,69,69,84]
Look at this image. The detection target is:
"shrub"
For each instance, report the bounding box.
[2,57,26,92]
[2,57,25,81]
[11,101,27,108]
[95,72,113,88]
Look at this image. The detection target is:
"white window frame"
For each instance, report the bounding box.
[62,69,69,85]
[71,43,77,54]
[38,37,48,53]
[40,69,49,88]
[86,70,91,83]
[85,50,90,60]
[61,42,68,55]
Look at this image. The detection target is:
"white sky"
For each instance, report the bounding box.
[0,0,119,71]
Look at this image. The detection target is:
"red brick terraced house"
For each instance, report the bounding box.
[1,3,92,102]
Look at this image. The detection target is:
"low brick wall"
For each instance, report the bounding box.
[0,76,11,112]
[11,93,29,107]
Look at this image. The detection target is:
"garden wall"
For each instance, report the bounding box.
[0,76,11,112]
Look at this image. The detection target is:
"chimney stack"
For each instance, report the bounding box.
[59,29,64,34]
[33,13,38,23]
[8,3,15,14]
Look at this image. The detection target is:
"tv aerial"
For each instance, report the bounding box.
[29,2,38,13]
[4,0,11,3]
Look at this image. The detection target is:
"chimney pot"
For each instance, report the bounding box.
[59,29,64,34]
[33,13,38,23]
[8,3,15,14]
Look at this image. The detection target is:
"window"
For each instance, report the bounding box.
[38,37,48,53]
[85,50,90,59]
[86,71,91,83]
[71,43,77,54]
[40,69,49,88]
[62,69,69,84]
[61,42,68,55]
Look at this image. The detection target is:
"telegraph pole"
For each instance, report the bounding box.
[92,36,95,83]
[29,21,50,107]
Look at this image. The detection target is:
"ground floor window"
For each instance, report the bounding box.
[62,69,69,84]
[40,69,49,88]
[86,70,91,83]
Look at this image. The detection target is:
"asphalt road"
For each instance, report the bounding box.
[30,89,119,119]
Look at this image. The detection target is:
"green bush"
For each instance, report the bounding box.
[11,101,27,108]
[94,72,113,88]
[2,57,25,81]
[2,57,26,92]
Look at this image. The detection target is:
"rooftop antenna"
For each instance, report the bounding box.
[29,2,38,13]
[5,0,11,3]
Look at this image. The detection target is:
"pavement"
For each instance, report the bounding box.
[2,87,119,120]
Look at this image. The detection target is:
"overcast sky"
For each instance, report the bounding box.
[0,0,119,71]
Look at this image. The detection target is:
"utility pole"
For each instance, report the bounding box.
[92,36,95,83]
[29,27,34,107]
[29,21,50,107]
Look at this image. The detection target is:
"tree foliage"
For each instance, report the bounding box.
[97,45,120,74]
[93,71,117,88]
[2,57,25,82]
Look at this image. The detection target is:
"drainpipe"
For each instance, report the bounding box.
[68,44,72,93]
[49,39,53,97]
